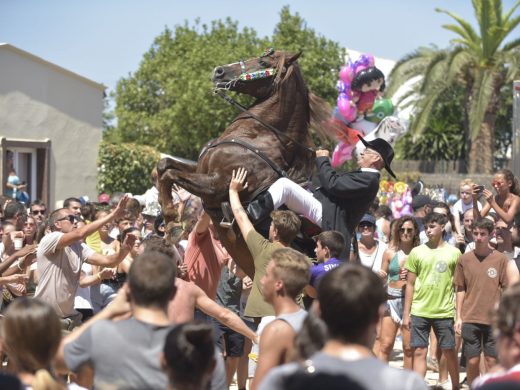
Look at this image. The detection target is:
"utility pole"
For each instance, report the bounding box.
[512,81,520,176]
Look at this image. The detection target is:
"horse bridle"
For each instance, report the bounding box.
[214,49,316,156]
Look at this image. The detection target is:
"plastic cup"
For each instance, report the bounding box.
[13,238,23,250]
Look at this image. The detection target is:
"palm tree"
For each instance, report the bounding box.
[387,0,520,173]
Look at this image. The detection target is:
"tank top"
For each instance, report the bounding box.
[358,241,386,272]
[277,309,308,333]
[388,250,405,282]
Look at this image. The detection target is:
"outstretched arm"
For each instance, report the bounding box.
[57,195,130,250]
[194,285,257,343]
[229,168,254,239]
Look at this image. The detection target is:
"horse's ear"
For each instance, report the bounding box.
[286,51,302,65]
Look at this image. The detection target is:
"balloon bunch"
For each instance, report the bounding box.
[331,53,388,167]
[378,180,413,219]
[337,54,376,122]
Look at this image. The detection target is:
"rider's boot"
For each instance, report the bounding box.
[220,192,275,228]
[246,191,274,224]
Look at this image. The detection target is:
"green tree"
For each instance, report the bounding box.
[97,142,160,195]
[395,86,466,161]
[113,20,266,159]
[110,8,343,159]
[387,0,520,173]
[270,6,345,103]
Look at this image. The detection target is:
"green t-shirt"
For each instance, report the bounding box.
[405,243,460,318]
[243,230,282,318]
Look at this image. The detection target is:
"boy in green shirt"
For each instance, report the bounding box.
[403,212,460,390]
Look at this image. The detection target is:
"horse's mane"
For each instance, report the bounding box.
[271,52,338,144]
[308,92,341,144]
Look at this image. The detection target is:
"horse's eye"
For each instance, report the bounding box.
[259,60,269,67]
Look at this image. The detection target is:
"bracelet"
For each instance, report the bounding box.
[96,273,102,281]
[17,262,24,271]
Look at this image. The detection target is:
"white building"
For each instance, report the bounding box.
[0,43,105,208]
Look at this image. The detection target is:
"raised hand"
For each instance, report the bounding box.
[230,167,249,192]
[113,195,130,219]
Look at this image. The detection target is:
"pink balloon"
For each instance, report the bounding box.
[339,66,354,84]
[338,96,356,121]
[332,142,353,167]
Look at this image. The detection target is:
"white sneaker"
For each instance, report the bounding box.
[437,379,452,389]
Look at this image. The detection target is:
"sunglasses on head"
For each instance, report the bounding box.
[57,215,78,223]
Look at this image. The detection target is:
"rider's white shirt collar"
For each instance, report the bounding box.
[360,168,380,174]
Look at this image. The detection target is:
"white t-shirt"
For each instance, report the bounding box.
[34,232,94,317]
[453,199,482,217]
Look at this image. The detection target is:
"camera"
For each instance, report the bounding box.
[475,185,485,193]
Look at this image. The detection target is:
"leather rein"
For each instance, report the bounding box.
[214,89,315,156]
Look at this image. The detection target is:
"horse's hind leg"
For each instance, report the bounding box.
[157,157,198,222]
[159,169,223,224]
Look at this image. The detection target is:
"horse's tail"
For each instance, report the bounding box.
[308,91,342,146]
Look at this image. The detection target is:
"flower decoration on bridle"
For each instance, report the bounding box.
[238,48,277,81]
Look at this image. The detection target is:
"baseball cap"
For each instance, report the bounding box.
[98,193,110,204]
[359,214,376,225]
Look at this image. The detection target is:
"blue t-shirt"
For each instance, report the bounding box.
[309,258,342,287]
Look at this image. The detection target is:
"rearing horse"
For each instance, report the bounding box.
[158,49,334,277]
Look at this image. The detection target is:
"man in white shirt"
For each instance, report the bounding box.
[35,196,136,328]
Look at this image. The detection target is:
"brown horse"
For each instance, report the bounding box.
[158,49,334,277]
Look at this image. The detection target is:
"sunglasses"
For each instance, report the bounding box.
[31,210,46,215]
[358,223,374,229]
[57,215,78,223]
[400,228,414,234]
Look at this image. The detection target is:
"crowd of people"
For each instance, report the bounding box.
[0,141,520,390]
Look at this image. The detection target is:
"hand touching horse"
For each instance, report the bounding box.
[157,49,334,276]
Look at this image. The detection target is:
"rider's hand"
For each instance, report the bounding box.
[316,149,330,158]
[229,168,249,193]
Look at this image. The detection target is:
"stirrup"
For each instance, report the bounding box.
[220,201,235,229]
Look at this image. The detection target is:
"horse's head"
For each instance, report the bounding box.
[212,48,301,99]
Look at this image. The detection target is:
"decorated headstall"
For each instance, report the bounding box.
[238,48,278,81]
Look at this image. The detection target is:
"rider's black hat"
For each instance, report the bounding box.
[357,135,397,179]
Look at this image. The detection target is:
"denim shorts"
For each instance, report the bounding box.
[410,315,455,349]
[461,323,497,359]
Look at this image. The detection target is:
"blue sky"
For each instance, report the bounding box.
[1,0,519,93]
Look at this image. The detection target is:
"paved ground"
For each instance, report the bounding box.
[230,337,469,389]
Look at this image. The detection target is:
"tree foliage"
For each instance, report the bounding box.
[109,7,344,159]
[113,19,266,159]
[271,6,345,103]
[387,0,520,173]
[395,86,466,161]
[97,142,160,195]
